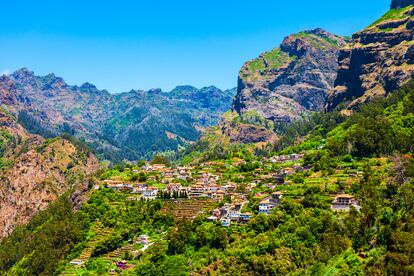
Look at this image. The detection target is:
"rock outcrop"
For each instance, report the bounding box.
[220,113,277,144]
[234,29,347,128]
[327,4,414,111]
[0,110,99,238]
[391,0,414,9]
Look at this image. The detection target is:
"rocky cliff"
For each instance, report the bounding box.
[234,29,347,128]
[327,3,414,110]
[0,70,236,161]
[0,110,99,238]
[391,0,414,9]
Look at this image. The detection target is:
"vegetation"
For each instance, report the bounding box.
[369,5,413,28]
[243,47,294,81]
[0,196,87,275]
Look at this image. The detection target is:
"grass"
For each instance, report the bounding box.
[244,47,293,81]
[294,31,339,49]
[368,5,413,28]
[262,48,292,69]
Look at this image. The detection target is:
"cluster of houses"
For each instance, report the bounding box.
[267,153,304,163]
[207,201,252,227]
[101,154,362,227]
[103,180,160,200]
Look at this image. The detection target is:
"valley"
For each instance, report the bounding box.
[1,0,414,275]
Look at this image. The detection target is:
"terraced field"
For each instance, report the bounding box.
[162,199,216,220]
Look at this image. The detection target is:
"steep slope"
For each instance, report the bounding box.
[327,1,414,110]
[234,29,347,128]
[0,110,99,238]
[0,70,236,161]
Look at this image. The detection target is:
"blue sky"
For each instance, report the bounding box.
[0,0,390,92]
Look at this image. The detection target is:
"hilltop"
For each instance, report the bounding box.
[234,28,347,129]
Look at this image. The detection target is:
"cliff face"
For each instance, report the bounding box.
[327,4,414,110]
[234,29,347,128]
[391,0,414,9]
[0,110,99,238]
[0,70,236,161]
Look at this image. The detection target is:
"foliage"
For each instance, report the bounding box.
[0,196,88,275]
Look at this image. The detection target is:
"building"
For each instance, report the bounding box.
[259,192,283,215]
[240,212,252,222]
[228,210,241,220]
[116,261,127,270]
[220,218,231,227]
[138,235,150,245]
[331,194,361,211]
[270,192,283,205]
[143,187,158,200]
[207,215,218,221]
[259,199,274,215]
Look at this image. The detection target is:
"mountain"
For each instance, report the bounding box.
[233,29,347,128]
[327,1,414,110]
[0,70,236,161]
[0,109,99,238]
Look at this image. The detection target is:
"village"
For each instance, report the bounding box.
[61,152,383,275]
[100,152,363,228]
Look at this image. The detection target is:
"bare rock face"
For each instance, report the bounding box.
[0,110,99,238]
[327,5,414,111]
[220,118,277,144]
[391,0,414,9]
[234,29,347,128]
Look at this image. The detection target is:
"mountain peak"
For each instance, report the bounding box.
[170,85,198,93]
[80,82,97,90]
[11,68,35,80]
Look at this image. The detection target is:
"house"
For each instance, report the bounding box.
[152,164,166,170]
[166,183,183,192]
[214,189,226,201]
[138,235,150,245]
[219,205,230,217]
[69,259,84,266]
[133,184,147,194]
[228,210,241,220]
[207,215,218,221]
[240,212,252,222]
[118,184,134,192]
[143,187,158,200]
[281,167,295,175]
[116,261,127,270]
[259,199,274,215]
[293,164,304,171]
[259,192,282,215]
[331,194,361,211]
[270,192,283,205]
[188,185,206,198]
[212,208,221,218]
[274,175,285,185]
[220,218,231,227]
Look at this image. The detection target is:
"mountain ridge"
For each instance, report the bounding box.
[0,68,236,161]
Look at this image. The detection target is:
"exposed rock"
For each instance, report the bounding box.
[327,5,414,110]
[0,110,99,238]
[391,0,414,9]
[220,118,277,144]
[234,28,347,128]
